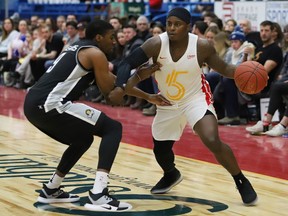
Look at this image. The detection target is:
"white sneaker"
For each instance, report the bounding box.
[245,121,264,133]
[84,188,132,212]
[265,124,288,137]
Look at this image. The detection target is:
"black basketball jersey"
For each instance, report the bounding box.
[26,40,99,112]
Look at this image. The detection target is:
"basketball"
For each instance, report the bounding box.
[234,61,268,94]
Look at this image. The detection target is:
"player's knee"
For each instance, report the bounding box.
[111,120,122,140]
[204,137,223,153]
[98,113,122,139]
[104,117,122,142]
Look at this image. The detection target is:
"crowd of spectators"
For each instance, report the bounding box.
[0,9,288,136]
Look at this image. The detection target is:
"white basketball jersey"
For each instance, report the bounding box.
[155,32,212,105]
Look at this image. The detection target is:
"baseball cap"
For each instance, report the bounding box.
[77,22,87,30]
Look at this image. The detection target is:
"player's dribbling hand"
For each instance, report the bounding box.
[147,94,171,106]
[108,87,125,106]
[137,62,161,80]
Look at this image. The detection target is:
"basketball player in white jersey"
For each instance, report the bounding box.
[109,8,258,206]
[24,20,169,212]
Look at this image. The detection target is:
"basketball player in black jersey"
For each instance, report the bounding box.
[23,20,168,212]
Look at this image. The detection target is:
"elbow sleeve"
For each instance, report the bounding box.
[116,47,149,87]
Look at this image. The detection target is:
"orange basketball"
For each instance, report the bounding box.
[234,61,268,94]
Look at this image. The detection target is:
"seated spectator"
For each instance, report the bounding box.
[62,21,79,51]
[77,22,87,40]
[202,11,218,26]
[109,16,122,31]
[56,15,66,35]
[0,18,19,59]
[142,22,166,117]
[251,21,283,105]
[2,20,29,87]
[224,19,237,34]
[192,20,208,39]
[136,15,152,41]
[239,19,262,50]
[202,26,221,74]
[205,31,232,119]
[11,26,46,88]
[246,74,288,136]
[217,27,255,125]
[30,24,64,81]
[272,22,284,48]
[244,21,283,129]
[283,24,288,54]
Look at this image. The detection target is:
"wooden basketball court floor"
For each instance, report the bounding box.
[0,86,287,216]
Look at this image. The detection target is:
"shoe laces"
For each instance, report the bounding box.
[52,186,65,196]
[102,188,116,201]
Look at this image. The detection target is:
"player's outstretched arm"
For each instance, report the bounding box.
[198,39,236,79]
[109,36,161,105]
[124,63,171,106]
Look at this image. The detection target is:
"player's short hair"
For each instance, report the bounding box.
[85,20,114,40]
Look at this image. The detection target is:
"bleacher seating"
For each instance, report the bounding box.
[16,0,214,22]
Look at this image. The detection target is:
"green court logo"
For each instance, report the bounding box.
[1,154,228,215]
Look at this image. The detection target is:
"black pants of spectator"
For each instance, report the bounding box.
[30,58,46,81]
[213,77,239,119]
[1,58,18,73]
[267,80,288,118]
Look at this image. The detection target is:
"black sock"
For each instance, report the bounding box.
[280,123,286,128]
[232,172,248,185]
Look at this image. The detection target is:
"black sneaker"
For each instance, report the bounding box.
[237,179,258,205]
[37,184,80,203]
[150,169,183,194]
[84,188,132,212]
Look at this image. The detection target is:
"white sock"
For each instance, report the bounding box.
[46,172,64,189]
[91,171,108,194]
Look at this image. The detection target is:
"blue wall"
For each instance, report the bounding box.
[0,0,18,19]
